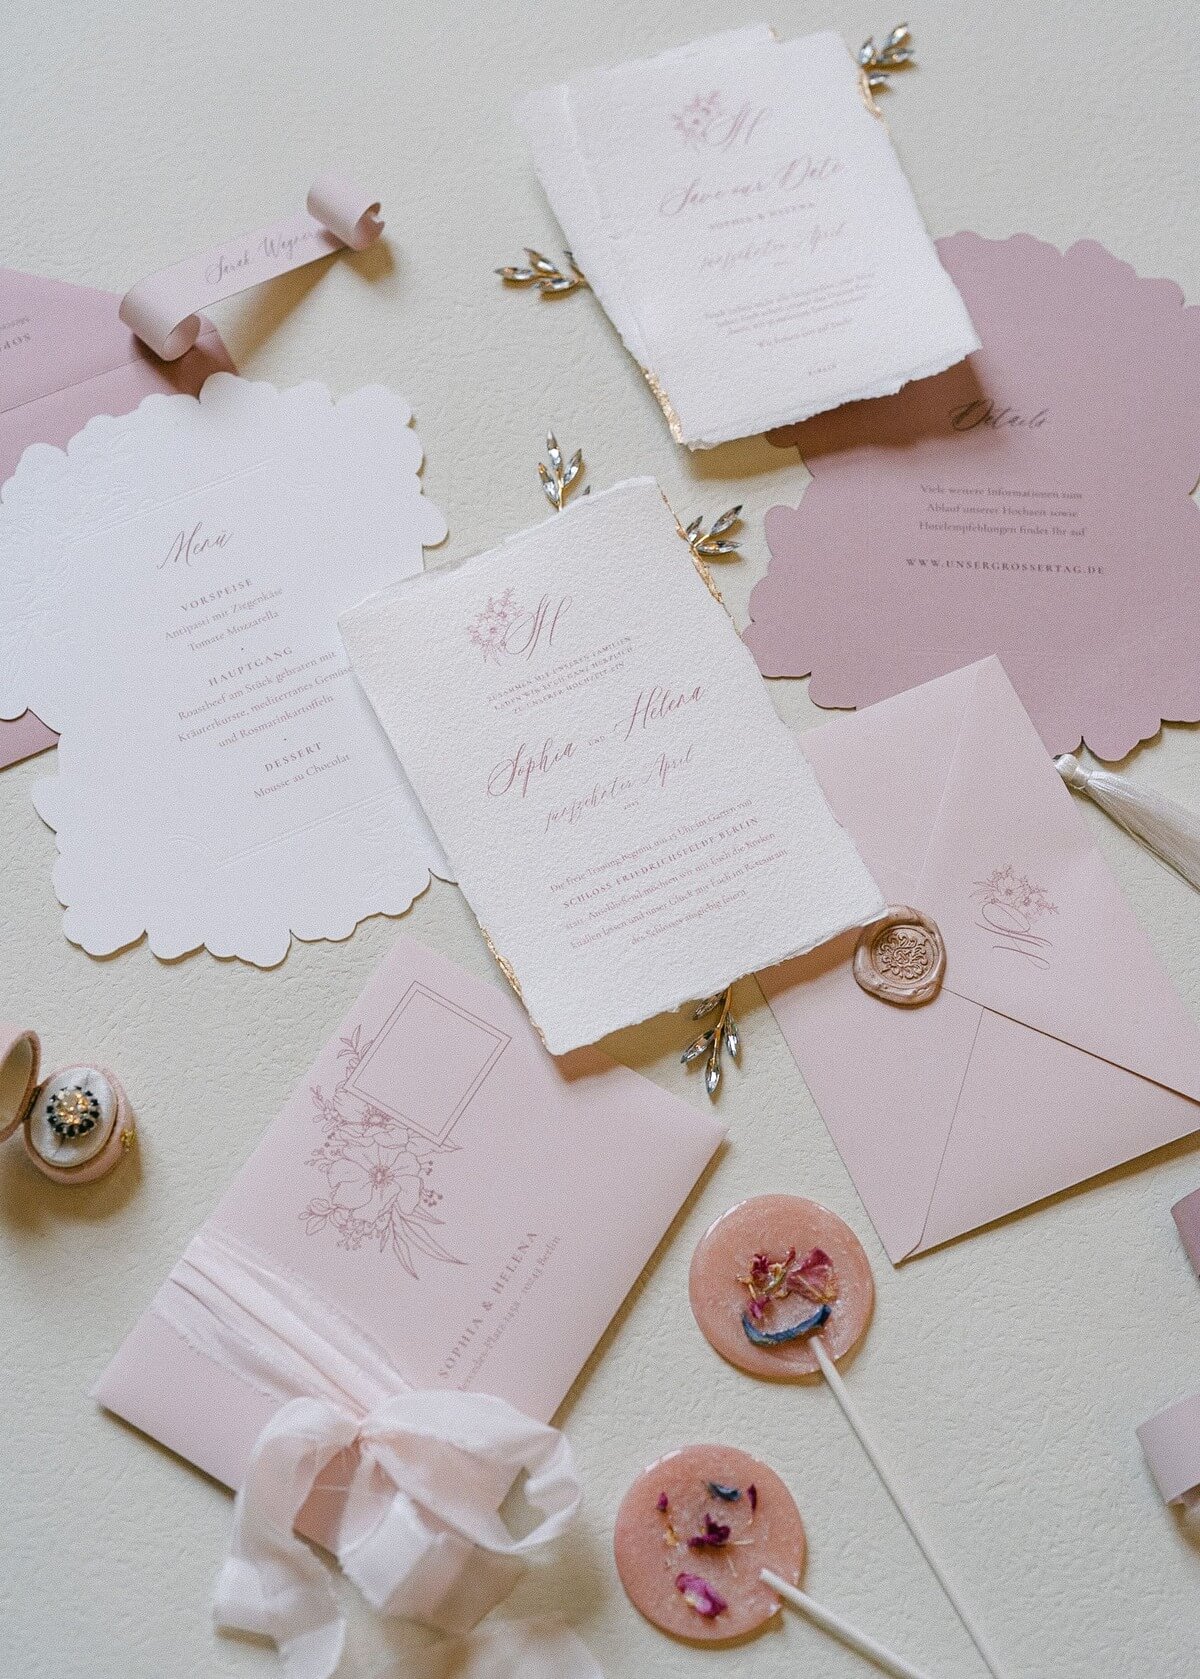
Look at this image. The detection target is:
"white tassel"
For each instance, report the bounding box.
[1055,754,1200,893]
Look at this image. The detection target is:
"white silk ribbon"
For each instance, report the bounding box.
[215,1390,581,1679]
[151,1228,582,1679]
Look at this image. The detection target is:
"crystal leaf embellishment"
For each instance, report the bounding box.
[497,248,589,296]
[682,986,739,1100]
[858,21,915,90]
[538,433,585,512]
[683,505,743,561]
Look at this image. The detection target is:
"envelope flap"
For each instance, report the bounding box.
[919,658,1200,1102]
[798,661,985,890]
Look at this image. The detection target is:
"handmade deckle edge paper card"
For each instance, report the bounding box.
[745,233,1200,760]
[95,934,726,1492]
[341,479,883,1054]
[516,28,979,448]
[0,373,450,966]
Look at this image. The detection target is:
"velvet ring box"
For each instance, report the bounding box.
[0,1024,133,1184]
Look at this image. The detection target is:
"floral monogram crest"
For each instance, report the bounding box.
[672,91,722,148]
[467,587,522,663]
[972,864,1058,969]
[670,90,767,151]
[874,925,934,982]
[300,1023,462,1277]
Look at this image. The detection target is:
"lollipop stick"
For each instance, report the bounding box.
[811,1337,1006,1679]
[761,1569,937,1679]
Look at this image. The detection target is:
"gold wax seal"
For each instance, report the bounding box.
[853,906,946,1007]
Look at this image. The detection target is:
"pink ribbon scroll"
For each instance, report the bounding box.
[120,173,384,360]
[156,1229,583,1679]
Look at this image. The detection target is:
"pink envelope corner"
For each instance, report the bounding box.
[0,265,234,769]
[760,656,1200,1261]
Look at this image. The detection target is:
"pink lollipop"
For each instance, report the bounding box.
[615,1444,935,1678]
[690,1197,1006,1679]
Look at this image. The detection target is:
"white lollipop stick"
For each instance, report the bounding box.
[812,1337,1006,1678]
[761,1569,937,1679]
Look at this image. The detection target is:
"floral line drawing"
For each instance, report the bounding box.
[971,864,1057,969]
[300,1022,463,1278]
[672,91,723,149]
[467,587,522,663]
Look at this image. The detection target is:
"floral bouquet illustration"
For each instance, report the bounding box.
[467,587,522,663]
[300,1024,462,1277]
[971,864,1057,967]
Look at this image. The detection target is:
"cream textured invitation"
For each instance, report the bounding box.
[341,479,883,1052]
[0,374,449,965]
[516,28,979,448]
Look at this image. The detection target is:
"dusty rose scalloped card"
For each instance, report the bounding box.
[743,234,1200,761]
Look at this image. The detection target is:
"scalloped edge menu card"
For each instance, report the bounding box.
[0,373,449,965]
[341,479,883,1053]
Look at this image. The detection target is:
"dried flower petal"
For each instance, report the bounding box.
[787,1246,839,1305]
[706,1482,740,1502]
[747,1483,758,1513]
[675,1572,728,1618]
[656,1491,669,1512]
[742,1302,832,1346]
[687,1513,731,1549]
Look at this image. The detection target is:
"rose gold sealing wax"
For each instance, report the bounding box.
[614,1444,806,1643]
[688,1195,874,1379]
[852,905,945,1006]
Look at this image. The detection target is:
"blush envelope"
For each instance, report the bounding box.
[760,657,1200,1261]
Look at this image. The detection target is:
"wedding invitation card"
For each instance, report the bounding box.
[745,233,1200,761]
[341,479,883,1053]
[0,373,449,964]
[0,265,233,768]
[516,28,979,448]
[96,935,725,1497]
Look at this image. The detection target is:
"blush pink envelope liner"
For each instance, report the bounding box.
[0,266,233,769]
[745,234,1200,761]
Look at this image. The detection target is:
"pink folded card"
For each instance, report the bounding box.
[744,234,1200,761]
[0,266,232,768]
[760,657,1200,1261]
[96,934,724,1505]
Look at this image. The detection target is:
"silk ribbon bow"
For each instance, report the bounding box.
[214,1389,581,1679]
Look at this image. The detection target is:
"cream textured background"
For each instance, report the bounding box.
[3,3,1200,1675]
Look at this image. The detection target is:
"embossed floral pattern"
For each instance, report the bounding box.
[300,1023,461,1276]
[874,926,934,981]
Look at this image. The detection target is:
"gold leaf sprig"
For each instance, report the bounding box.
[497,249,589,297]
[682,986,740,1099]
[858,22,915,90]
[538,433,585,511]
[682,505,743,561]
